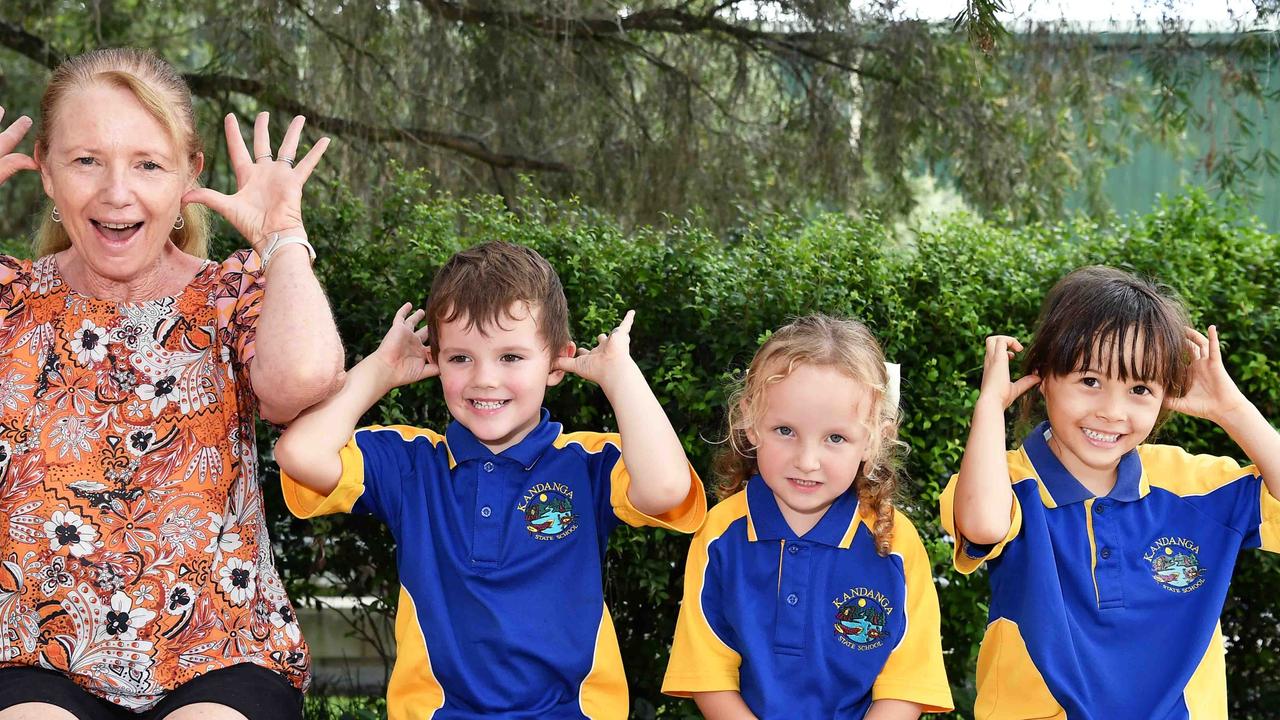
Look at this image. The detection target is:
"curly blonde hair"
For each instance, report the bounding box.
[715,314,904,556]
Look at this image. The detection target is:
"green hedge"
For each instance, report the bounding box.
[244,175,1280,718]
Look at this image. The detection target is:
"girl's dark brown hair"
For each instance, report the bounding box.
[1021,265,1190,427]
[715,314,904,556]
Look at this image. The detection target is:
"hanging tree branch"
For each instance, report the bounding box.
[0,20,572,174]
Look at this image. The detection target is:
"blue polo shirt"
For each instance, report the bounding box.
[281,410,706,720]
[662,476,953,718]
[940,421,1280,720]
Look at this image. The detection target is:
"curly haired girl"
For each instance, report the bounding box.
[663,314,953,720]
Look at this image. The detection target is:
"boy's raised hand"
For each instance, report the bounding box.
[370,302,438,389]
[979,335,1041,411]
[555,310,638,387]
[1165,326,1248,423]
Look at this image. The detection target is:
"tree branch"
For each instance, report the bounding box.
[413,0,897,82]
[0,20,570,173]
[0,19,64,68]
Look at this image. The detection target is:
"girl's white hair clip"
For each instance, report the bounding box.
[885,362,901,410]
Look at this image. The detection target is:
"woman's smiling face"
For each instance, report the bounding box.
[38,81,200,286]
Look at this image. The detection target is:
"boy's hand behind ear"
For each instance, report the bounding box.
[555,310,639,388]
[370,302,438,390]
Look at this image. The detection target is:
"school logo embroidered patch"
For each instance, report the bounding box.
[518,482,577,540]
[833,587,893,651]
[1145,536,1206,593]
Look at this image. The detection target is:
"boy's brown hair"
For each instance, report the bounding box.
[425,242,572,355]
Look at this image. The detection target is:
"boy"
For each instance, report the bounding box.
[274,242,706,719]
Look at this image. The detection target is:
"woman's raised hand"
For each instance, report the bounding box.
[0,108,38,186]
[183,112,330,253]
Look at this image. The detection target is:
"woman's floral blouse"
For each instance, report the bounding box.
[0,250,309,710]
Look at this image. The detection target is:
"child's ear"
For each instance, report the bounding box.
[546,341,576,386]
[741,399,760,447]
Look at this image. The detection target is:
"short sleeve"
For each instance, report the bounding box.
[662,509,743,696]
[0,255,31,343]
[870,516,955,713]
[608,449,706,532]
[1257,482,1280,553]
[281,435,370,518]
[214,249,265,370]
[939,469,1023,574]
[560,432,707,533]
[0,255,27,313]
[280,425,447,533]
[1143,446,1280,553]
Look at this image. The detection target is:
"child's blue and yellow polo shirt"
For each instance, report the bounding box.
[662,475,953,718]
[280,409,705,720]
[940,421,1280,720]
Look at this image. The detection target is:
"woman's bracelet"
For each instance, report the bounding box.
[261,232,316,272]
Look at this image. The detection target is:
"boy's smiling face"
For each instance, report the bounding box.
[435,302,574,454]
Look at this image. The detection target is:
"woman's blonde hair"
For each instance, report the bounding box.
[716,314,904,556]
[33,47,209,259]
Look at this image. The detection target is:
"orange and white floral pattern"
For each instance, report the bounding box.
[0,250,309,710]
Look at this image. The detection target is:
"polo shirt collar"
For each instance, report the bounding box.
[744,474,866,548]
[444,408,561,470]
[1022,420,1146,507]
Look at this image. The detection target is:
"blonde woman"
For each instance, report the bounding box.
[0,48,342,720]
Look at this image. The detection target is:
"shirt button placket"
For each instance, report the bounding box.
[774,542,810,655]
[1092,500,1125,609]
[472,460,503,566]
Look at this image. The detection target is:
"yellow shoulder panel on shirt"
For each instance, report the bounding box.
[701,491,751,539]
[554,430,621,453]
[1183,622,1227,720]
[577,604,628,720]
[974,618,1065,720]
[386,585,445,720]
[555,431,706,532]
[886,510,923,555]
[662,493,747,697]
[873,510,955,712]
[279,425,447,518]
[1260,487,1280,553]
[1140,444,1256,497]
[939,452,1025,575]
